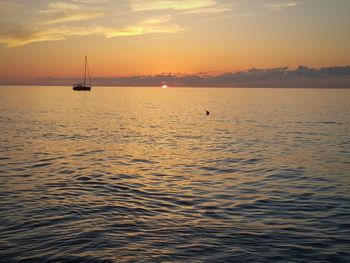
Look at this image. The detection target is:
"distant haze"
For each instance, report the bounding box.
[1,0,350,86]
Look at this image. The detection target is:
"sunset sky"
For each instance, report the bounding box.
[0,0,349,83]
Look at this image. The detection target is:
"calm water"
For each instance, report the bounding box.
[0,86,349,262]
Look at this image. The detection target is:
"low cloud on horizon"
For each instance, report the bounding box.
[5,65,349,88]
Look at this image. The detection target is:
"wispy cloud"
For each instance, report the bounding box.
[105,15,184,37]
[183,6,233,14]
[263,1,299,11]
[131,0,234,16]
[38,1,109,24]
[71,0,111,3]
[0,15,183,47]
[0,0,235,47]
[131,0,216,12]
[0,0,187,47]
[0,25,98,47]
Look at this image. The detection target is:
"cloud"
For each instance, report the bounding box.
[0,0,186,47]
[0,25,102,47]
[71,0,111,3]
[0,0,109,47]
[130,0,235,18]
[183,6,233,14]
[0,0,238,48]
[0,0,247,47]
[290,66,350,78]
[130,0,216,12]
[0,15,183,47]
[263,1,299,11]
[98,66,350,86]
[105,15,184,37]
[38,1,109,24]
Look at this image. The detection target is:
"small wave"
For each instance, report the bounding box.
[131,158,157,164]
[30,162,53,168]
[17,255,113,263]
[317,121,342,125]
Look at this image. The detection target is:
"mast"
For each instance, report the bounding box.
[84,56,87,86]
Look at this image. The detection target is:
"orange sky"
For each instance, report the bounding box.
[0,0,349,83]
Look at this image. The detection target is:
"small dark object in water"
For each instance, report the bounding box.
[206,111,210,115]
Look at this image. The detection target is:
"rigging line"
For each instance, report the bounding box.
[87,57,91,87]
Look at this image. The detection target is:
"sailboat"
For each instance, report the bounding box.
[73,56,91,91]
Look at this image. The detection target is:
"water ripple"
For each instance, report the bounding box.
[0,87,349,262]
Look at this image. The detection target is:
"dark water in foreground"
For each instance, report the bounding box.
[0,86,349,262]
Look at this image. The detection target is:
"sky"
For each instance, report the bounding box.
[0,0,349,84]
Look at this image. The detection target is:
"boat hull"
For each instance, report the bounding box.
[73,86,91,91]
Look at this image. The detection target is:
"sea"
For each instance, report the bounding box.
[0,86,349,262]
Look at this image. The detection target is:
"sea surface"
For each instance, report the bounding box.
[0,86,349,262]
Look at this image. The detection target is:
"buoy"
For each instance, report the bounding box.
[206,111,210,115]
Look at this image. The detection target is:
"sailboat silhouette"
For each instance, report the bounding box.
[73,56,91,91]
